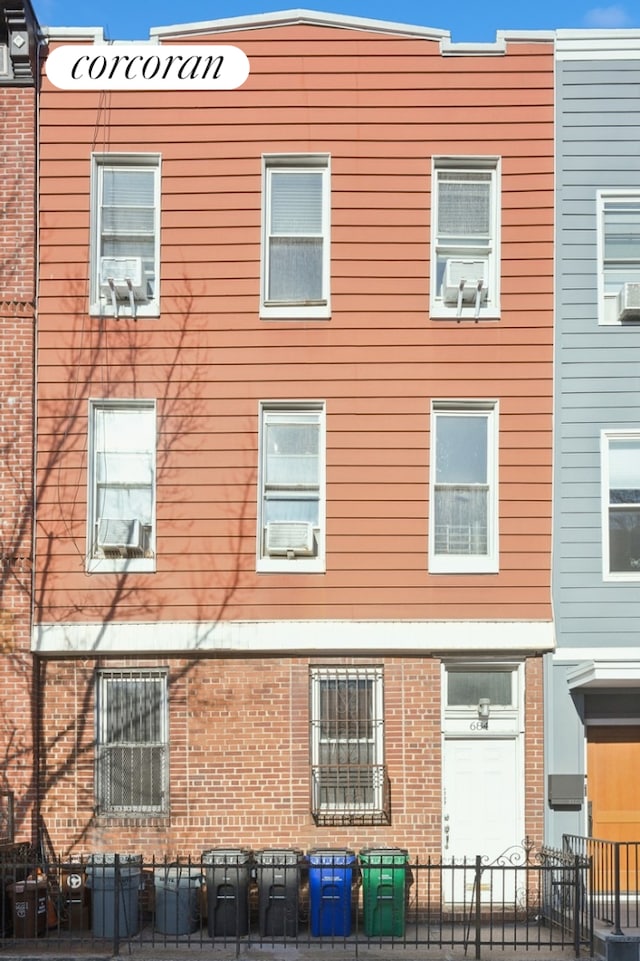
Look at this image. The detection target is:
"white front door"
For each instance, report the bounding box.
[443,735,522,903]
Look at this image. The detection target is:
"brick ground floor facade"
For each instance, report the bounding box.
[36,652,544,861]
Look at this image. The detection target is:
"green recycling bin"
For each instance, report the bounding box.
[360,848,409,937]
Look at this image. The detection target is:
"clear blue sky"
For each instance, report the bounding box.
[33,0,640,42]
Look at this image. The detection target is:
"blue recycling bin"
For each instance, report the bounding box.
[308,849,356,937]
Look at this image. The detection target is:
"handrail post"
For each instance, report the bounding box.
[613,842,623,936]
[475,855,482,961]
[113,853,121,956]
[572,855,581,957]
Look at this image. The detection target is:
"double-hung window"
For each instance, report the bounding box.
[601,430,640,578]
[257,402,325,572]
[261,154,330,319]
[88,400,156,573]
[310,667,388,825]
[431,158,500,320]
[429,401,499,573]
[96,669,168,816]
[597,191,640,324]
[90,153,161,317]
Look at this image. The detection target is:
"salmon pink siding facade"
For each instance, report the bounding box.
[35,12,553,859]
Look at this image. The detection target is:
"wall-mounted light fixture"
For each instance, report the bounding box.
[478,698,491,720]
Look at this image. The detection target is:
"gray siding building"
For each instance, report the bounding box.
[547,31,640,848]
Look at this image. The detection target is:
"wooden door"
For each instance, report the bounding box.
[587,726,640,842]
[587,726,640,894]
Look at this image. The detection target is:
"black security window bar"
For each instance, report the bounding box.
[310,667,389,825]
[96,670,168,816]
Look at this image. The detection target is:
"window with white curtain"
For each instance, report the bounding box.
[96,669,168,816]
[261,155,330,319]
[601,430,640,578]
[90,153,161,317]
[429,401,499,573]
[431,157,500,320]
[88,400,156,573]
[257,402,325,572]
[597,192,640,324]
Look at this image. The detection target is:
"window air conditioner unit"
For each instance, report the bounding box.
[617,283,640,321]
[443,259,489,305]
[265,521,315,557]
[97,518,145,558]
[99,256,146,299]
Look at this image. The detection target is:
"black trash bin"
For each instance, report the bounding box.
[255,848,303,937]
[202,848,253,938]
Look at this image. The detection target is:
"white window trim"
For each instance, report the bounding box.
[260,153,331,320]
[441,660,524,736]
[596,189,640,326]
[430,156,501,321]
[257,400,326,573]
[429,400,499,574]
[601,428,640,581]
[310,666,384,815]
[90,152,161,319]
[96,668,168,816]
[86,399,157,574]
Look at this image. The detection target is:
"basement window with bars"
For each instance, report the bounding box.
[95,669,168,817]
[310,667,389,826]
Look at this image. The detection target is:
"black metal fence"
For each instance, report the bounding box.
[564,834,640,935]
[0,844,592,959]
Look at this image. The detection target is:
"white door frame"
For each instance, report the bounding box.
[441,660,525,861]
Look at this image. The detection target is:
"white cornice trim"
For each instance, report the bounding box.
[552,647,640,661]
[151,8,448,40]
[33,618,554,655]
[440,30,554,57]
[566,659,640,690]
[42,26,105,41]
[556,29,640,59]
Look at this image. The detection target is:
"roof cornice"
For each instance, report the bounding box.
[556,28,640,59]
[151,8,448,41]
[1,0,43,84]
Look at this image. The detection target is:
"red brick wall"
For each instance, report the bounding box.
[39,654,542,861]
[0,83,36,843]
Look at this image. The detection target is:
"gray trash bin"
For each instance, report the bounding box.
[85,853,142,939]
[154,864,202,935]
[255,848,303,937]
[202,848,253,938]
